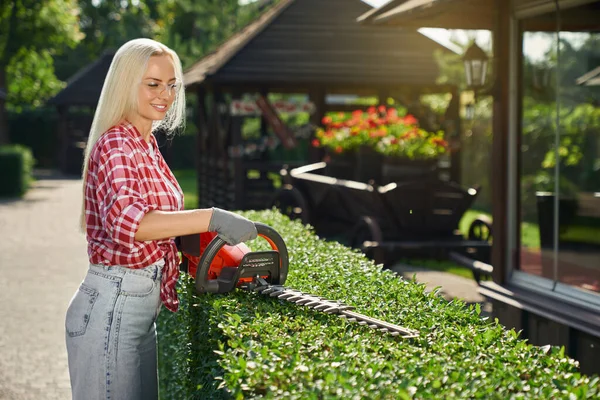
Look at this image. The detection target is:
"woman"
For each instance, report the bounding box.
[65,38,257,400]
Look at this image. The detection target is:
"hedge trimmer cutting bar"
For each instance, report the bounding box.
[253,277,419,338]
[179,222,418,340]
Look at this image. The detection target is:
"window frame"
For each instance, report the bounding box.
[506,0,600,310]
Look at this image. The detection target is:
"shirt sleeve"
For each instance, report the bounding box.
[96,145,156,249]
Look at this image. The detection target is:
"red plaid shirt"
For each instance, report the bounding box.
[85,121,184,312]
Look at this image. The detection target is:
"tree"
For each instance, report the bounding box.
[155,0,268,68]
[0,0,82,144]
[54,0,161,81]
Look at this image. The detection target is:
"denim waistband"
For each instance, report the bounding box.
[89,259,165,282]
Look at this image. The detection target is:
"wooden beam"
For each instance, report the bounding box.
[444,88,461,183]
[491,0,510,284]
[308,86,326,162]
[196,86,208,209]
[57,105,69,173]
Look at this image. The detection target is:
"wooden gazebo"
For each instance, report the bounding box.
[183,0,459,211]
[48,50,115,175]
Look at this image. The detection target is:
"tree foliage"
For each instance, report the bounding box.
[0,0,82,142]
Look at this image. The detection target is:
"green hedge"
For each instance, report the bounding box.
[157,210,599,399]
[0,144,35,197]
[8,107,59,168]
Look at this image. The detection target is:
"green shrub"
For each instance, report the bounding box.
[8,107,59,168]
[0,144,35,197]
[158,210,599,399]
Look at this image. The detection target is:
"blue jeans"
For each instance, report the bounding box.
[65,261,164,400]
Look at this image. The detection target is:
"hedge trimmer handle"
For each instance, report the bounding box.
[195,222,289,294]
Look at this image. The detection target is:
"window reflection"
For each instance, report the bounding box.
[518,6,600,295]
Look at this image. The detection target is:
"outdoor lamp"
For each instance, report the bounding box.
[465,102,475,120]
[463,42,489,90]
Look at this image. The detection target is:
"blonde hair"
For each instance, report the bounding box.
[80,38,186,231]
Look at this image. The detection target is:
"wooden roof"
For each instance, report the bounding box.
[358,0,496,30]
[577,66,600,86]
[48,50,115,107]
[360,0,600,31]
[183,0,453,90]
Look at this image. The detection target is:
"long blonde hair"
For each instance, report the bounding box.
[80,38,186,231]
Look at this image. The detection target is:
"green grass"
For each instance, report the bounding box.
[173,169,198,210]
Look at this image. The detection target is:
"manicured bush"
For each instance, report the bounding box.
[0,144,35,197]
[158,210,599,399]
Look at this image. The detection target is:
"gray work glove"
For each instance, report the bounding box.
[208,207,258,245]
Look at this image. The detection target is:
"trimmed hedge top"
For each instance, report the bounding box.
[158,210,599,399]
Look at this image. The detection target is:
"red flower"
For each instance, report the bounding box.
[432,138,449,148]
[378,105,387,113]
[322,116,333,125]
[403,114,418,126]
[311,139,320,147]
[335,146,343,153]
[352,110,363,119]
[367,106,377,115]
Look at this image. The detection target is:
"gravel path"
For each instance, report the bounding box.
[0,175,88,400]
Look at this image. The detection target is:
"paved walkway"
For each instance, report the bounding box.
[387,264,492,316]
[0,172,490,400]
[0,173,87,400]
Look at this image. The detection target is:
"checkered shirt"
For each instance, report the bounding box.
[85,121,184,312]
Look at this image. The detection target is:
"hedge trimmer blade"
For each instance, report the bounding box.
[181,222,418,340]
[251,277,419,339]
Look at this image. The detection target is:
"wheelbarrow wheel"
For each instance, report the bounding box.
[351,216,385,266]
[468,215,493,243]
[271,184,310,224]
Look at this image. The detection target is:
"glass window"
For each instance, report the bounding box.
[517,2,600,296]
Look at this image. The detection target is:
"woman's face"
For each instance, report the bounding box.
[137,54,178,122]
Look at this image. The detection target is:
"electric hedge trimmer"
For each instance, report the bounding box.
[178,222,418,339]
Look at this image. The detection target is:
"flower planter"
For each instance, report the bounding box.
[325,151,355,180]
[355,146,383,183]
[381,156,438,183]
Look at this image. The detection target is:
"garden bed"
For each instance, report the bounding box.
[157,209,599,399]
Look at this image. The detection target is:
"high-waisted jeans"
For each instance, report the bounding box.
[65,260,164,400]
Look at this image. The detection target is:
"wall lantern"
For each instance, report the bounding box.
[465,102,475,120]
[463,42,489,90]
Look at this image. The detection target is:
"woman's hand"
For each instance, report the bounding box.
[208,208,258,245]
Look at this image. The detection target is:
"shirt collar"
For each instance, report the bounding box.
[121,120,158,154]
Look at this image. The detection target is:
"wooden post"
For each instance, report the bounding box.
[308,85,326,162]
[230,90,245,210]
[196,85,208,209]
[57,105,68,174]
[444,87,461,183]
[491,0,510,284]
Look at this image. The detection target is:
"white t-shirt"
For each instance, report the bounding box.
[148,144,183,210]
